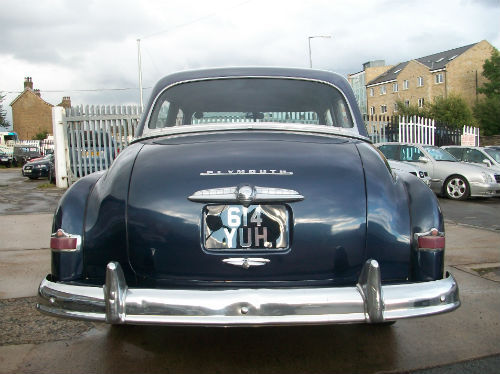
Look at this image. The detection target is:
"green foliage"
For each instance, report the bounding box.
[477,48,500,97]
[474,96,500,136]
[474,48,500,135]
[426,95,475,129]
[32,130,49,140]
[395,100,423,117]
[0,93,9,128]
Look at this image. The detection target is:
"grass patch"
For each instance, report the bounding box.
[37,182,56,189]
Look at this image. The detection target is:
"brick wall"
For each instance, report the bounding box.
[11,90,53,140]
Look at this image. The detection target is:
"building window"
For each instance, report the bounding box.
[418,98,425,107]
[417,76,424,87]
[435,73,444,84]
[370,106,375,115]
[394,102,399,112]
[393,83,399,92]
[404,100,410,107]
[403,80,409,90]
[381,105,387,114]
[380,86,386,95]
[369,88,374,97]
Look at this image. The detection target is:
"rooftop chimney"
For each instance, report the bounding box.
[24,77,33,90]
[58,96,72,109]
[34,89,41,97]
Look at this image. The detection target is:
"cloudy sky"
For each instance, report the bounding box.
[1,0,499,127]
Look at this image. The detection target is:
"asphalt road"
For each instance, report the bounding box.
[0,168,499,374]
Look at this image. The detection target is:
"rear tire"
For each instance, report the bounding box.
[444,175,469,200]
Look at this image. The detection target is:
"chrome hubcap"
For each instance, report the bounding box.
[447,178,466,198]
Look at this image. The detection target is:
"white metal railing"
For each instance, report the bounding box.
[52,105,142,187]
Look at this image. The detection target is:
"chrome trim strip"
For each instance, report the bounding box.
[37,261,460,326]
[188,186,304,204]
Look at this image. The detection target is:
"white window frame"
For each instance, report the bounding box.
[369,106,375,115]
[380,86,386,95]
[403,80,409,90]
[393,83,399,92]
[418,98,425,108]
[435,73,444,84]
[417,76,424,87]
[394,102,399,112]
[404,100,410,107]
[369,88,374,97]
[380,105,387,114]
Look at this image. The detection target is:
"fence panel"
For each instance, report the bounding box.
[63,105,141,184]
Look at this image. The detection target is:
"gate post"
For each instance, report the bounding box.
[52,106,69,188]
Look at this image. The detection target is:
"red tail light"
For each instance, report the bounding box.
[50,229,80,251]
[417,228,445,250]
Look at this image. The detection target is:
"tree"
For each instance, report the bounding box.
[0,93,9,128]
[32,130,49,140]
[395,99,423,118]
[426,94,475,129]
[474,48,500,135]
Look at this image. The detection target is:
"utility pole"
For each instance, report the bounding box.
[137,39,144,111]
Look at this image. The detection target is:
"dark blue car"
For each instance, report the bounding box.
[37,68,459,326]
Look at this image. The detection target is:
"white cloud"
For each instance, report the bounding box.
[1,0,499,126]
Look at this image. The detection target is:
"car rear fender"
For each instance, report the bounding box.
[398,172,445,281]
[51,171,105,281]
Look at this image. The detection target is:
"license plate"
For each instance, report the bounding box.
[24,170,31,173]
[203,205,289,251]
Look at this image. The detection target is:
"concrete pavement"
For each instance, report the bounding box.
[0,211,499,373]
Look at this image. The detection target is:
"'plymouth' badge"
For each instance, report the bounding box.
[201,169,293,176]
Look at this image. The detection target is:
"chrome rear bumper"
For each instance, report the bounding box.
[37,260,460,326]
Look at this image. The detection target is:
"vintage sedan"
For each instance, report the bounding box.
[37,68,459,326]
[377,142,500,200]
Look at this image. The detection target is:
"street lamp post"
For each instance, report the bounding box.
[308,35,331,68]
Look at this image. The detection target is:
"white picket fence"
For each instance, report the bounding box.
[365,115,480,146]
[399,116,435,145]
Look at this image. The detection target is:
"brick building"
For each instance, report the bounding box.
[10,77,71,140]
[348,40,495,117]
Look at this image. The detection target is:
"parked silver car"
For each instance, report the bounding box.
[387,160,431,186]
[376,143,500,200]
[442,146,500,175]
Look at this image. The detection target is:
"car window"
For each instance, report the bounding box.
[445,147,463,160]
[463,149,487,164]
[377,144,400,160]
[484,148,500,163]
[400,145,424,162]
[148,78,354,129]
[422,146,457,161]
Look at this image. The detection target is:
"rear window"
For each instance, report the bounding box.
[148,78,353,129]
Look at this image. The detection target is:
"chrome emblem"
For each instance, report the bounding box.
[222,258,270,269]
[201,169,293,176]
[236,185,255,205]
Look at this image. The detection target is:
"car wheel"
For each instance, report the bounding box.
[28,176,38,180]
[444,175,469,200]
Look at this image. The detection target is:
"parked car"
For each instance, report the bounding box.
[0,150,12,167]
[387,159,431,186]
[22,154,55,181]
[13,144,41,167]
[37,68,459,327]
[442,146,500,175]
[376,142,500,200]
